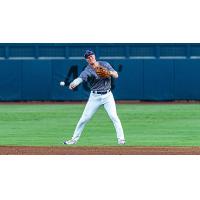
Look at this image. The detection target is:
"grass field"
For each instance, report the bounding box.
[0,103,200,146]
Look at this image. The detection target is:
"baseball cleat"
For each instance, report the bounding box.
[118,139,125,145]
[64,139,77,145]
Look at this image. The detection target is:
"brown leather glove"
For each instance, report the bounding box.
[95,66,111,78]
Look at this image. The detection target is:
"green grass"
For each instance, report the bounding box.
[0,103,200,146]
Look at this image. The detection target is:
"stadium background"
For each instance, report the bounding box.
[1,43,200,154]
[1,43,200,101]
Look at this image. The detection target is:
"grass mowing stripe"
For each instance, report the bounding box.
[0,104,200,146]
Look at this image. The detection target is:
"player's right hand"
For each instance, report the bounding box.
[68,78,82,90]
[69,82,76,90]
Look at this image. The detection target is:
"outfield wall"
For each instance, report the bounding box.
[0,44,200,101]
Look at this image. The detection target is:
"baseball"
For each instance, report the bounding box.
[60,81,65,86]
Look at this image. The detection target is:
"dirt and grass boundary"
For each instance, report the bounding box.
[0,100,200,105]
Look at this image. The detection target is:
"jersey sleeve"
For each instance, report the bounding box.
[79,69,89,82]
[103,62,115,71]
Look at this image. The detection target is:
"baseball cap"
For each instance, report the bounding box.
[84,50,95,59]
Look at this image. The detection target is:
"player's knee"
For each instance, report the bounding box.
[80,115,91,124]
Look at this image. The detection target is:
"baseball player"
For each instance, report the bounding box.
[60,50,125,145]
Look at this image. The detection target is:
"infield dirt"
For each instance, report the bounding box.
[0,146,200,155]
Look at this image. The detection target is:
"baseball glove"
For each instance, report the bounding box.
[95,66,111,78]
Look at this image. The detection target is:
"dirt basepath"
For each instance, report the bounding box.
[0,146,200,155]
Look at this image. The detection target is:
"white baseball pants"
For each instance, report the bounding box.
[71,91,125,142]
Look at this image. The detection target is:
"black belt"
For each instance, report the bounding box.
[92,90,111,95]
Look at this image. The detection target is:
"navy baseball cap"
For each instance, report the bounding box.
[84,50,95,59]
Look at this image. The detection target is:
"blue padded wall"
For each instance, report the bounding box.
[21,60,52,100]
[1,43,200,101]
[174,60,200,100]
[0,60,22,100]
[143,60,174,100]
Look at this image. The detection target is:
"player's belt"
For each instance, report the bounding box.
[92,89,111,95]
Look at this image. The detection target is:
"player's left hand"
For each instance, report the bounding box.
[95,66,111,78]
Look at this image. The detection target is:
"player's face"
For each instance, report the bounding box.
[86,55,96,65]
